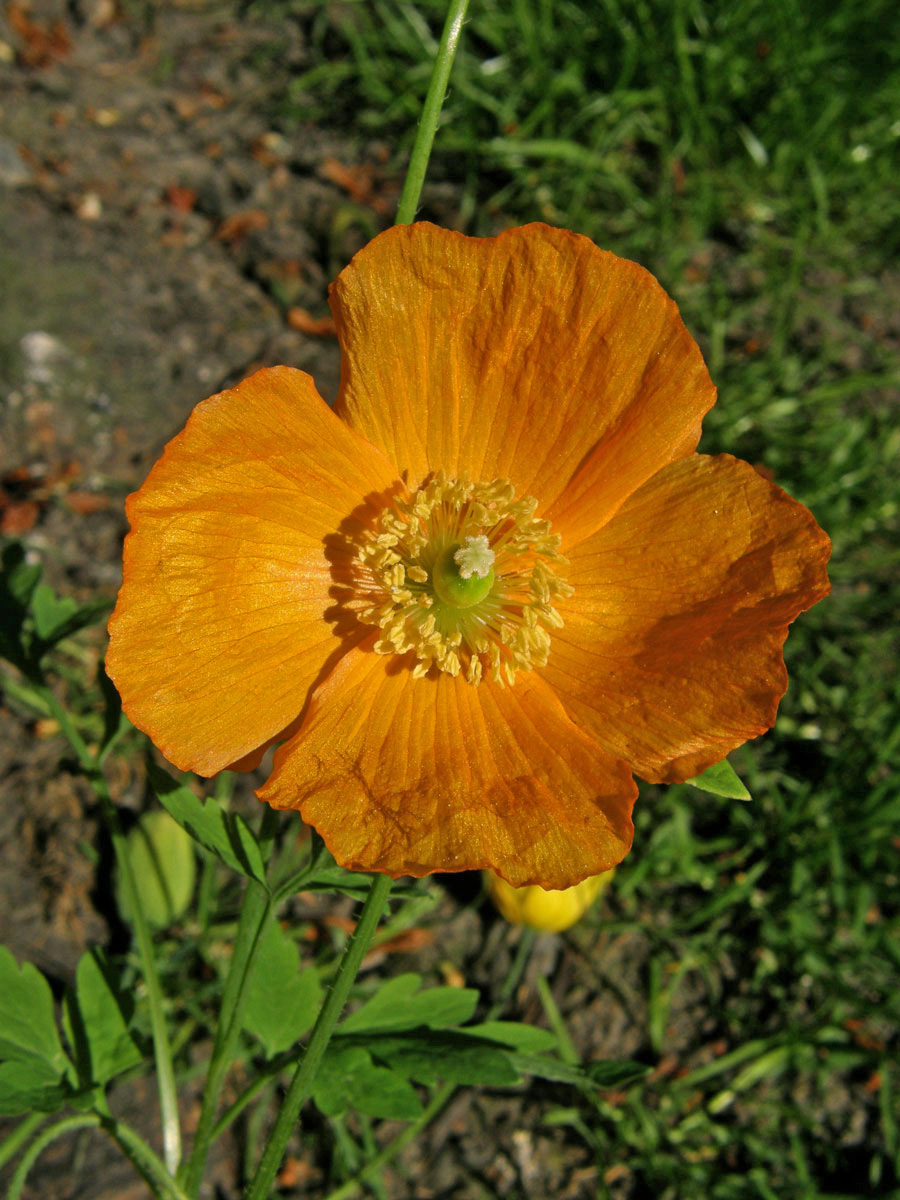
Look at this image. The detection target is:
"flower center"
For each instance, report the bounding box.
[431,539,495,608]
[353,472,572,685]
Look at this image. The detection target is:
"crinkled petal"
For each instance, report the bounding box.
[330,222,715,543]
[257,638,636,889]
[107,367,398,776]
[540,454,831,782]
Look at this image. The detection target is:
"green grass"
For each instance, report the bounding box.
[246,1,900,1194]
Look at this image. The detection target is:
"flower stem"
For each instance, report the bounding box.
[395,0,470,225]
[181,805,280,1197]
[245,871,394,1200]
[35,678,182,1175]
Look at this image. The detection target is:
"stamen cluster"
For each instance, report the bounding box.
[354,472,573,684]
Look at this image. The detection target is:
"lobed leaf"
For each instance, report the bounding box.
[243,916,322,1057]
[0,1059,69,1116]
[148,763,266,883]
[30,583,112,647]
[63,950,142,1087]
[0,947,68,1074]
[313,1044,422,1120]
[463,1020,558,1053]
[361,1029,519,1087]
[340,973,478,1035]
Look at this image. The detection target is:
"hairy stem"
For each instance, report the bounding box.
[182,805,280,1197]
[245,872,393,1200]
[395,0,470,225]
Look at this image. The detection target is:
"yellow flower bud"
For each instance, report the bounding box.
[484,869,614,932]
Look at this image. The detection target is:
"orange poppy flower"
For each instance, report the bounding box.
[106,223,830,890]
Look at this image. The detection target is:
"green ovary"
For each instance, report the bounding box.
[431,544,495,609]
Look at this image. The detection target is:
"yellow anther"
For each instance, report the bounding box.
[353,473,571,685]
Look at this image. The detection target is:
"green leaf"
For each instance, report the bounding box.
[1,543,42,609]
[313,1045,422,1120]
[0,1059,69,1116]
[0,542,41,661]
[116,810,197,929]
[243,916,322,1057]
[362,1030,519,1087]
[685,758,752,801]
[464,1021,558,1054]
[584,1059,652,1088]
[30,583,79,641]
[63,951,142,1086]
[148,763,267,883]
[340,974,478,1035]
[0,947,68,1074]
[29,583,112,646]
[506,1052,651,1090]
[274,861,421,904]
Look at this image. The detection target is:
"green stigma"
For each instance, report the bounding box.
[432,537,495,609]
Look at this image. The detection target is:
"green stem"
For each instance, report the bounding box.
[245,872,394,1200]
[0,1113,45,1172]
[209,1057,284,1143]
[182,804,280,1197]
[7,1116,102,1200]
[7,1111,192,1200]
[36,680,182,1175]
[102,1115,194,1200]
[395,0,470,225]
[104,789,182,1173]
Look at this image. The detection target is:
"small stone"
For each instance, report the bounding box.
[76,191,102,220]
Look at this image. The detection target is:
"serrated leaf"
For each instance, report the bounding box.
[685,759,752,801]
[148,763,266,883]
[362,1030,519,1087]
[0,1059,69,1116]
[340,973,478,1035]
[63,950,142,1086]
[116,810,197,929]
[243,916,322,1057]
[0,947,68,1074]
[313,1045,422,1120]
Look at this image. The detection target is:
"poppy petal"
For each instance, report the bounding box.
[257,638,636,890]
[330,222,715,544]
[540,454,831,782]
[106,367,398,776]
